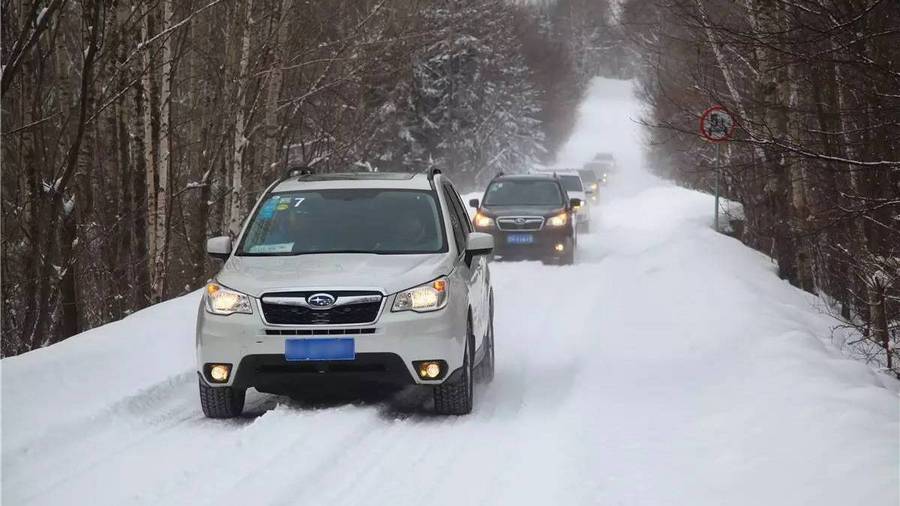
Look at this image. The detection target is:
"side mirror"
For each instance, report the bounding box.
[465,232,494,263]
[569,198,582,208]
[207,236,232,261]
[468,198,480,208]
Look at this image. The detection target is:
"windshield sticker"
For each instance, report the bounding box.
[276,197,291,211]
[248,242,293,254]
[258,198,278,220]
[293,197,305,207]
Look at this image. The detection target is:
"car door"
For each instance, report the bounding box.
[442,183,488,347]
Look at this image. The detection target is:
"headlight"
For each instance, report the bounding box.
[205,283,253,315]
[547,213,568,227]
[474,213,494,228]
[392,277,448,312]
[590,183,598,191]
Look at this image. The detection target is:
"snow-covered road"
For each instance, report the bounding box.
[3,79,897,506]
[3,181,897,506]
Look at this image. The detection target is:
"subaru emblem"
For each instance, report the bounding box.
[307,293,336,308]
[515,218,526,225]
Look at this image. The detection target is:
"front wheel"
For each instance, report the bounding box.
[561,237,576,265]
[434,322,475,415]
[199,377,245,418]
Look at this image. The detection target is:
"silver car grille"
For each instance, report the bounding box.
[496,216,544,231]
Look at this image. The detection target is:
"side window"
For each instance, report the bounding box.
[442,186,466,255]
[446,184,473,233]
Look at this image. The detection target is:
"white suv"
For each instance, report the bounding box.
[197,170,495,417]
[533,169,591,233]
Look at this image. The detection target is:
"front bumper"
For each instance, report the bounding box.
[477,226,573,259]
[228,353,414,394]
[196,293,467,389]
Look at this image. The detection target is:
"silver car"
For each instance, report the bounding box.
[196,170,495,417]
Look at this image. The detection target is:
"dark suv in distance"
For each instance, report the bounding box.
[469,174,580,264]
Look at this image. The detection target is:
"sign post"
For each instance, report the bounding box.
[699,105,735,231]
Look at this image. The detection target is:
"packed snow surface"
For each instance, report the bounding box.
[3,79,897,506]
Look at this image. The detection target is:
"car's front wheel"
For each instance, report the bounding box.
[560,237,576,265]
[199,377,245,418]
[434,321,475,415]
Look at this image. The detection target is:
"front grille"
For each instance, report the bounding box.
[265,328,377,336]
[261,291,383,325]
[497,216,544,231]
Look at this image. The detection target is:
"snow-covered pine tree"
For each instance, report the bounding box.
[371,0,545,189]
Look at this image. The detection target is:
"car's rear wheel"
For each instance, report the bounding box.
[199,377,245,418]
[434,320,475,415]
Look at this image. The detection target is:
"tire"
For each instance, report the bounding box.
[561,238,575,265]
[434,320,475,415]
[476,295,495,383]
[199,377,246,418]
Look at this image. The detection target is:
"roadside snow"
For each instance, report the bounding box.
[2,78,897,506]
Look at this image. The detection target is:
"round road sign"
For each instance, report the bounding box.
[699,106,735,142]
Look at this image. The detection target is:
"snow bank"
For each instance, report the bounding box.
[1,293,201,456]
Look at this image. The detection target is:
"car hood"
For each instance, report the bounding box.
[216,253,454,297]
[480,205,564,217]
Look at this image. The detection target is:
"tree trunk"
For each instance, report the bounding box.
[142,3,160,298]
[152,0,174,303]
[229,0,254,236]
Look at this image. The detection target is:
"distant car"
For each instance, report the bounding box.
[583,153,617,185]
[577,169,600,201]
[469,173,580,264]
[197,170,495,418]
[534,169,591,233]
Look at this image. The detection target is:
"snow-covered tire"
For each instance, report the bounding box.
[476,295,495,383]
[434,320,475,415]
[199,377,245,418]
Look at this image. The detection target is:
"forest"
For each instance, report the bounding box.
[1,0,627,355]
[2,0,898,374]
[622,0,899,374]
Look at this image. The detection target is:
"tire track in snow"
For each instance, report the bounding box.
[4,371,199,504]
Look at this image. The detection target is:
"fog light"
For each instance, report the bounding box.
[417,362,442,379]
[425,362,441,378]
[555,243,565,252]
[209,364,230,382]
[419,362,441,379]
[413,360,447,380]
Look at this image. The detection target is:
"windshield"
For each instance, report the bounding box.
[578,170,598,184]
[559,175,583,192]
[483,180,564,206]
[238,189,445,255]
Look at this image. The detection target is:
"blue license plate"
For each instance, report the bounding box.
[285,338,355,361]
[507,233,534,245]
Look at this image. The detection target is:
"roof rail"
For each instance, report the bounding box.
[283,166,314,180]
[427,168,442,181]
